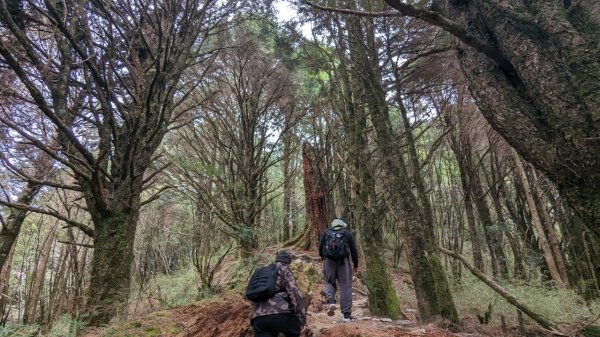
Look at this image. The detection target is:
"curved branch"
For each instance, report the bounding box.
[0,199,95,238]
[0,154,81,192]
[305,0,512,67]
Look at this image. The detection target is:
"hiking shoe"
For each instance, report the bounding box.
[327,303,336,316]
[342,314,355,322]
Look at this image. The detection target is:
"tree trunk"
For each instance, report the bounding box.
[357,12,458,323]
[469,163,509,278]
[528,168,570,286]
[0,245,15,323]
[23,222,59,324]
[450,138,485,272]
[363,243,401,317]
[302,141,330,251]
[87,210,138,323]
[0,182,42,271]
[487,147,527,279]
[512,151,564,286]
[282,133,293,242]
[44,243,68,329]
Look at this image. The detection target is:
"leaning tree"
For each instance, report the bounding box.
[0,0,238,323]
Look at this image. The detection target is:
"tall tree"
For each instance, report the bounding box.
[372,6,460,322]
[0,0,238,323]
[168,33,299,258]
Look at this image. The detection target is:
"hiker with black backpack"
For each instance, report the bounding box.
[247,250,306,337]
[318,218,359,322]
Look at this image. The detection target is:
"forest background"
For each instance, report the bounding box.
[0,0,598,335]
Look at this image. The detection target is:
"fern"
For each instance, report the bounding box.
[0,324,39,337]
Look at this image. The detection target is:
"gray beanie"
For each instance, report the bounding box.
[331,218,347,228]
[275,250,292,264]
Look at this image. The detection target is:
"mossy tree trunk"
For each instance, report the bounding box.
[335,6,403,320]
[87,196,141,324]
[346,10,460,324]
[363,235,401,318]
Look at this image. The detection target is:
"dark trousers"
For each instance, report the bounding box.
[323,257,353,315]
[252,313,301,337]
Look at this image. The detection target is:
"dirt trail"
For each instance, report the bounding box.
[79,248,483,337]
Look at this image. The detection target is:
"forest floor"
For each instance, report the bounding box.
[79,247,572,337]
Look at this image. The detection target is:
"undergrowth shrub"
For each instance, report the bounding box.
[0,324,38,337]
[133,265,198,308]
[453,272,600,324]
[46,315,85,337]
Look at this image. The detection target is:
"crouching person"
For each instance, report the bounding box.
[249,250,306,337]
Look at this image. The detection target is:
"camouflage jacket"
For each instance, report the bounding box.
[251,262,306,324]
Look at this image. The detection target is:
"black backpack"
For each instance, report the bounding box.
[322,229,347,261]
[245,263,279,302]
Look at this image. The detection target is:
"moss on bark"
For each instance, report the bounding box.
[428,254,461,324]
[87,212,137,324]
[364,247,401,319]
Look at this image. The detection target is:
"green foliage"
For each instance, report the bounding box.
[583,325,600,337]
[100,324,162,337]
[453,272,600,324]
[139,265,198,308]
[46,315,86,337]
[142,326,161,337]
[0,325,38,337]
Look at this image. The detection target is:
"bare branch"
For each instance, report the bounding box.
[305,0,512,67]
[57,240,93,248]
[140,185,173,207]
[0,153,81,191]
[305,0,401,17]
[0,199,94,238]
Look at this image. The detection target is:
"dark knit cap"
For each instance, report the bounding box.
[275,250,292,264]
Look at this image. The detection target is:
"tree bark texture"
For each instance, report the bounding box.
[87,209,139,323]
[302,141,330,251]
[23,222,59,324]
